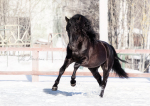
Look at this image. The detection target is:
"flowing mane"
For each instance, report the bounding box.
[70,14,99,42]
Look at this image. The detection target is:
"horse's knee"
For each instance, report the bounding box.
[58,69,65,76]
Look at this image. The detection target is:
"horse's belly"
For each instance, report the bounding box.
[81,43,107,68]
[81,54,106,68]
[88,57,106,68]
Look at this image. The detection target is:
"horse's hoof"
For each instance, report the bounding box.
[100,90,104,98]
[52,86,58,91]
[71,83,76,87]
[99,94,103,98]
[70,80,76,87]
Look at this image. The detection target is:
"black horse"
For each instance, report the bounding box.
[52,14,128,97]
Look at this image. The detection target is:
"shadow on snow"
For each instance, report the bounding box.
[43,89,82,96]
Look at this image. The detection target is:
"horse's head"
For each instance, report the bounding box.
[65,17,83,50]
[65,15,84,51]
[65,14,97,51]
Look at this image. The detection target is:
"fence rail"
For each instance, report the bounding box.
[0,47,66,52]
[116,49,150,54]
[0,47,150,82]
[0,71,149,77]
[1,47,150,53]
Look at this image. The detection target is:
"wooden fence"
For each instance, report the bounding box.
[0,47,150,82]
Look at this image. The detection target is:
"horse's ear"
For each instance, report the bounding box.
[65,16,69,22]
[77,16,81,23]
[79,16,81,21]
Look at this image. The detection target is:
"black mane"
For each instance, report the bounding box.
[70,14,99,42]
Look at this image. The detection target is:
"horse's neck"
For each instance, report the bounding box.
[82,36,91,49]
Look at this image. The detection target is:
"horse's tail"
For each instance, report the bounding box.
[110,45,128,78]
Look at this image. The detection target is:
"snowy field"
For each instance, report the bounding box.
[0,75,150,106]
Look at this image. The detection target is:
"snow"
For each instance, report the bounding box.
[0,76,150,106]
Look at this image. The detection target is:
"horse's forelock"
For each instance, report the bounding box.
[69,14,97,41]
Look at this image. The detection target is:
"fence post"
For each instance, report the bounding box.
[32,51,39,82]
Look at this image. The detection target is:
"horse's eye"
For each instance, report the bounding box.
[66,24,71,31]
[68,24,71,27]
[67,24,71,30]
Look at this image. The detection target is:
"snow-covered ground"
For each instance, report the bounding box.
[0,76,150,106]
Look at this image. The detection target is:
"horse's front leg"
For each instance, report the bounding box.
[70,63,80,87]
[52,58,73,91]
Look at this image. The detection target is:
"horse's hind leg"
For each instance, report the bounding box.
[100,62,113,97]
[52,58,72,91]
[88,67,102,87]
[70,63,80,87]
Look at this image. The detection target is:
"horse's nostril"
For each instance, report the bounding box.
[68,44,72,49]
[68,43,76,50]
[68,43,71,47]
[72,46,75,49]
